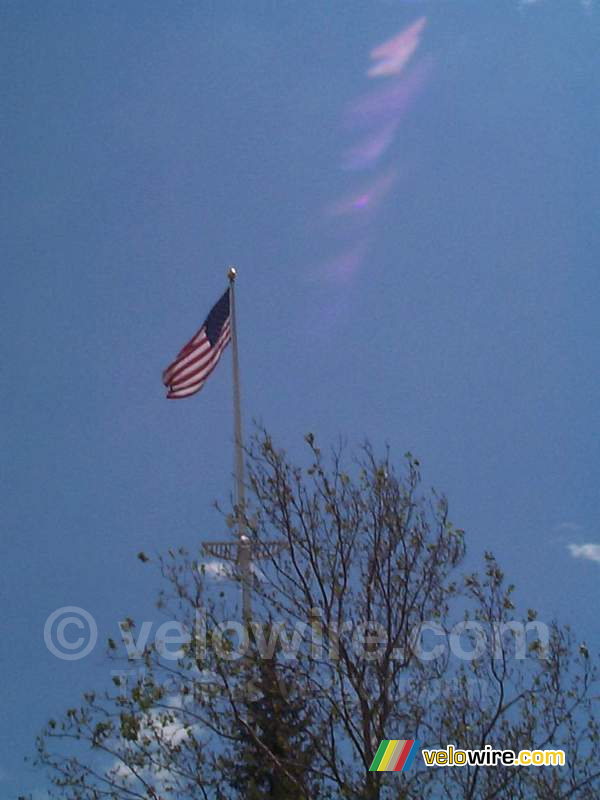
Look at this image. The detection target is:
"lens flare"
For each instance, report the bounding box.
[341,120,399,171]
[319,241,370,282]
[347,56,434,130]
[368,17,427,78]
[329,169,398,217]
[311,17,432,285]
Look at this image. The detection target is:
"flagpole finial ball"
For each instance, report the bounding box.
[227,266,237,281]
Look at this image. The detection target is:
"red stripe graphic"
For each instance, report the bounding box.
[393,739,414,771]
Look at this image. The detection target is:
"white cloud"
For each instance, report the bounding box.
[567,543,600,564]
[108,700,205,794]
[200,559,268,583]
[555,521,583,533]
[200,560,233,580]
[520,0,593,7]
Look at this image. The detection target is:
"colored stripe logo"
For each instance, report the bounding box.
[369,739,421,772]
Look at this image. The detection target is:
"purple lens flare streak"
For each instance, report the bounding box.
[368,17,427,78]
[341,120,400,171]
[329,169,398,217]
[345,56,434,130]
[319,240,371,283]
[311,17,433,287]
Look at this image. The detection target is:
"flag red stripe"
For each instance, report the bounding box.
[167,343,217,388]
[163,341,210,383]
[167,383,207,399]
[170,349,223,391]
[176,321,209,355]
[167,325,231,389]
[166,330,231,399]
[167,354,221,398]
[163,289,231,399]
[164,325,230,386]
[162,334,210,384]
[393,740,414,771]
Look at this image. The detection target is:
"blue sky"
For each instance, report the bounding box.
[2,1,599,795]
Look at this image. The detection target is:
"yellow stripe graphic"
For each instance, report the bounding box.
[386,739,406,771]
[379,739,399,771]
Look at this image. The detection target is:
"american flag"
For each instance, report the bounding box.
[162,289,231,399]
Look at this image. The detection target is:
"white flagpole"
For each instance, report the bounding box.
[227,266,251,622]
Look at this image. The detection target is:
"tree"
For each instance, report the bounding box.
[33,428,600,799]
[224,625,319,800]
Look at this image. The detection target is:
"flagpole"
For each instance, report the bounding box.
[227,266,251,623]
[201,273,287,631]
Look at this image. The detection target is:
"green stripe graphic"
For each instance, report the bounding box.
[369,740,390,771]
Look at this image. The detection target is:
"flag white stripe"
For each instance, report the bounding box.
[168,323,231,389]
[168,381,207,398]
[167,326,231,398]
[168,342,230,397]
[169,343,218,388]
[171,351,222,391]
[163,334,210,383]
[163,289,231,399]
[165,318,231,386]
